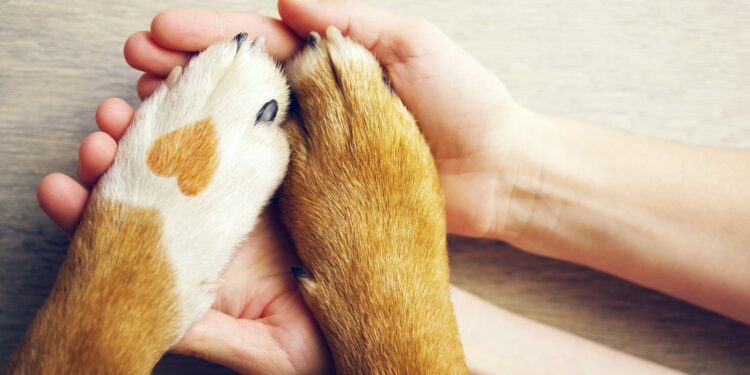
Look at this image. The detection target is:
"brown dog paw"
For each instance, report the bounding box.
[280,26,467,374]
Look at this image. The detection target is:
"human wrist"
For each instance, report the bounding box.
[489,108,661,262]
[485,105,553,244]
[487,108,603,262]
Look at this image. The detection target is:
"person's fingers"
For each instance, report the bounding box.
[95,97,134,140]
[37,173,89,235]
[77,132,118,188]
[137,73,163,100]
[150,8,302,60]
[278,0,434,66]
[124,31,191,77]
[170,310,297,374]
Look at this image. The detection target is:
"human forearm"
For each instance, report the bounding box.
[493,108,750,323]
[451,286,682,375]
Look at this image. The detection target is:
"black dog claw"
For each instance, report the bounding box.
[234,32,249,51]
[307,31,321,47]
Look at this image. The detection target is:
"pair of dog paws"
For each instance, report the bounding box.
[92,26,443,339]
[5,26,464,375]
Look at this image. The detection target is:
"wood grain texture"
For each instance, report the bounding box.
[0,0,748,374]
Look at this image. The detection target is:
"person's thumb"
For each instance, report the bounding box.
[170,309,298,374]
[277,0,440,66]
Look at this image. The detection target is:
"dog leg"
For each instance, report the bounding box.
[281,27,468,374]
[6,34,290,374]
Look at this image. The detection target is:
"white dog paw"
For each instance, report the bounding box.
[91,33,290,332]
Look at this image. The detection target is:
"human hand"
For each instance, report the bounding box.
[125,1,523,240]
[37,98,332,374]
[37,0,521,371]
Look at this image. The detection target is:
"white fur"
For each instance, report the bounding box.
[94,36,290,335]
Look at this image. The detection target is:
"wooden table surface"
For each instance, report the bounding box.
[1,0,748,373]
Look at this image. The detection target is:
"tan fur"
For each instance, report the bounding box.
[280,29,468,374]
[5,196,180,374]
[146,117,219,196]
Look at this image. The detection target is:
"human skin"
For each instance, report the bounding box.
[35,0,748,373]
[494,111,750,324]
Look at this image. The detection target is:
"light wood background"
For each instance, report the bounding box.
[1,0,748,374]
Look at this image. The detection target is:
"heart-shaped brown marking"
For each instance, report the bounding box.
[146,117,219,196]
